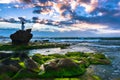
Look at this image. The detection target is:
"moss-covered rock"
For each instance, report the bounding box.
[65,52,84,58]
[0,52,110,79]
[0,43,70,51]
[0,74,12,80]
[80,73,101,80]
[24,58,40,72]
[32,54,54,65]
[48,54,66,58]
[74,58,90,68]
[88,53,111,64]
[40,58,86,78]
[12,69,39,80]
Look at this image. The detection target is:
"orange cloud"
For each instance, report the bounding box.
[7,0,99,18]
[80,0,98,13]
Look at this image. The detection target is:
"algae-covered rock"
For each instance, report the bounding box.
[43,60,58,71]
[11,69,39,79]
[88,53,111,64]
[0,52,111,79]
[1,58,21,71]
[1,64,20,72]
[32,54,54,65]
[57,58,79,68]
[24,58,40,72]
[32,54,44,65]
[40,58,86,77]
[0,74,11,80]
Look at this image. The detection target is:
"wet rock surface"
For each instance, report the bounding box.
[25,58,39,72]
[43,58,79,71]
[0,50,110,79]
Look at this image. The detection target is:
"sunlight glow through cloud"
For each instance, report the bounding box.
[32,22,120,34]
[0,20,120,37]
[0,0,14,3]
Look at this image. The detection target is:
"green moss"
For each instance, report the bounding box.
[32,54,42,64]
[73,58,90,68]
[0,43,70,51]
[32,54,54,65]
[88,53,111,64]
[12,69,39,80]
[0,51,110,79]
[39,66,85,78]
[19,62,26,69]
[54,78,80,80]
[92,53,106,59]
[92,75,101,80]
[48,54,66,58]
[11,57,20,61]
[65,52,84,58]
[0,74,12,80]
[89,58,110,64]
[80,73,102,80]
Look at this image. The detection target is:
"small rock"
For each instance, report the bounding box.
[25,58,39,72]
[0,53,12,59]
[44,61,58,71]
[0,63,19,73]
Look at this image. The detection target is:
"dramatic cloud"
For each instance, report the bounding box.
[0,0,32,3]
[0,0,120,37]
[2,0,119,19]
[79,0,98,13]
[32,22,120,35]
[17,0,32,3]
[7,0,98,18]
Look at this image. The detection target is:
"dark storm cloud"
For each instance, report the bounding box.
[78,0,90,3]
[31,0,99,18]
[38,0,54,3]
[18,0,32,3]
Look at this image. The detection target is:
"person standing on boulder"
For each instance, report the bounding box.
[21,21,25,30]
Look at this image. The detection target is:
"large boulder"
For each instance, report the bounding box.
[57,58,79,68]
[1,58,21,71]
[41,58,85,77]
[10,29,33,45]
[43,58,79,71]
[0,60,21,73]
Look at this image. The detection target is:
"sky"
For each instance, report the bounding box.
[0,0,120,37]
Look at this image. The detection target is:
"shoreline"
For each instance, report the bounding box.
[0,39,120,80]
[0,51,110,80]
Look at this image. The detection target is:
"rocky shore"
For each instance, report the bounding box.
[0,52,110,80]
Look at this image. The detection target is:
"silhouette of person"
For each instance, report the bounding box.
[21,21,25,30]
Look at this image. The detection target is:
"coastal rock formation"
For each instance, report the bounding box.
[10,29,33,45]
[43,58,79,72]
[0,52,110,79]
